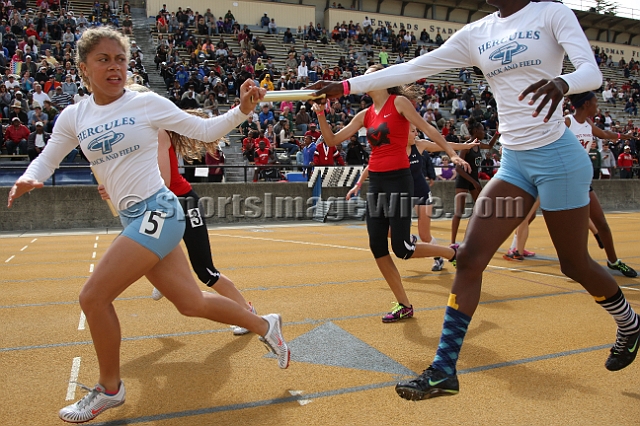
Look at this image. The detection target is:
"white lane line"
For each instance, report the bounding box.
[288,390,312,406]
[622,286,640,292]
[94,243,98,249]
[92,252,96,259]
[89,264,94,273]
[30,238,37,243]
[65,357,82,400]
[209,233,568,280]
[78,311,86,330]
[5,255,14,263]
[20,245,28,251]
[486,264,561,279]
[208,233,370,252]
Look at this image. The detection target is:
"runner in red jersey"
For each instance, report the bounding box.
[313,64,470,323]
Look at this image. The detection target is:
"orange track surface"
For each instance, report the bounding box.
[2,215,640,425]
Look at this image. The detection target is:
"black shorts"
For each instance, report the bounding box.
[455,177,479,191]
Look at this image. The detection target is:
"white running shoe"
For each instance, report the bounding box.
[151,287,164,301]
[259,313,290,369]
[59,382,126,423]
[432,257,444,271]
[231,302,256,336]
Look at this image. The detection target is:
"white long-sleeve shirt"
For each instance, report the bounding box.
[22,90,245,209]
[349,2,602,150]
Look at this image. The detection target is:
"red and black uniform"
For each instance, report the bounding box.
[254,136,271,149]
[364,95,415,260]
[168,144,221,286]
[313,141,345,166]
[255,147,273,165]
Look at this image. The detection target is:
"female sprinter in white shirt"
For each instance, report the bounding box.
[7,27,290,423]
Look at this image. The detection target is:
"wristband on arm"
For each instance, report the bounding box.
[342,80,350,96]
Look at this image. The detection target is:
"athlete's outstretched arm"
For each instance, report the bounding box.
[149,79,264,143]
[416,140,479,154]
[311,29,471,98]
[394,96,471,172]
[589,120,633,141]
[313,103,365,147]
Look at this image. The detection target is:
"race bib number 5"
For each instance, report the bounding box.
[139,211,167,239]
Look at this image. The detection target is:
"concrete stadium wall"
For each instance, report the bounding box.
[146,0,315,31]
[587,41,640,63]
[325,8,464,39]
[1,181,639,232]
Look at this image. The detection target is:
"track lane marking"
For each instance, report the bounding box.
[65,357,81,400]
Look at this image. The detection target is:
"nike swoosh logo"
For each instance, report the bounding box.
[91,404,108,415]
[629,335,640,353]
[428,378,448,386]
[383,113,392,118]
[404,241,415,251]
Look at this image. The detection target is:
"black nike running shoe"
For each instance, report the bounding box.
[605,328,640,371]
[395,366,459,401]
[607,260,638,278]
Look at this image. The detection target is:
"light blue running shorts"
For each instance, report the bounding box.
[494,128,592,211]
[119,187,185,259]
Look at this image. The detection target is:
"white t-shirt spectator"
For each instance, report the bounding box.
[35,133,46,148]
[5,78,20,91]
[297,63,308,79]
[33,91,51,107]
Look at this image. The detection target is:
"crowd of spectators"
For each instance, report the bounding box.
[149,5,640,182]
[0,0,133,160]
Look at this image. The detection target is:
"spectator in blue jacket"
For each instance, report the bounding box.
[175,65,189,87]
[258,104,274,127]
[301,134,316,179]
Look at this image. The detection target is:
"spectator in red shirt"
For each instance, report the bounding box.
[5,117,30,155]
[242,130,258,151]
[313,136,345,166]
[25,24,41,42]
[618,145,634,178]
[44,74,61,94]
[304,122,321,142]
[253,140,276,182]
[255,140,275,165]
[254,129,271,149]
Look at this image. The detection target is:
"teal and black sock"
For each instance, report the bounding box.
[432,306,471,376]
[596,288,640,336]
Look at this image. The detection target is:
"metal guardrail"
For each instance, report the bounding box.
[2,164,640,185]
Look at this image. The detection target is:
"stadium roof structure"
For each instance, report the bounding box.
[388,0,640,45]
[573,9,640,45]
